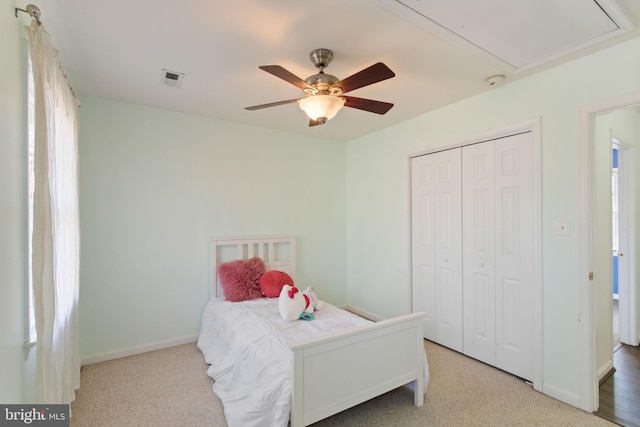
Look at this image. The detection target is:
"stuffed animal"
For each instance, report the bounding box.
[299,286,324,319]
[278,285,323,321]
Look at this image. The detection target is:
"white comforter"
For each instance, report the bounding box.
[197,298,426,427]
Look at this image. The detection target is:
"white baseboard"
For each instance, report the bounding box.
[542,383,581,408]
[339,305,385,322]
[597,359,614,382]
[81,334,198,366]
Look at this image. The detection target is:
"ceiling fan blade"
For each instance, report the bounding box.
[259,65,313,90]
[332,63,395,94]
[343,96,394,115]
[245,99,300,111]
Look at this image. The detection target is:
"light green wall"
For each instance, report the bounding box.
[78,96,347,359]
[346,38,640,404]
[0,0,35,403]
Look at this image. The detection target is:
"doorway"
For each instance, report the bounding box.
[612,142,620,349]
[611,139,624,352]
[579,96,640,413]
[611,138,635,349]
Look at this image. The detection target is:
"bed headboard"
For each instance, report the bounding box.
[210,235,296,299]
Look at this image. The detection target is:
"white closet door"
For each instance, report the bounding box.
[411,154,436,340]
[434,148,463,352]
[494,133,534,381]
[462,142,496,365]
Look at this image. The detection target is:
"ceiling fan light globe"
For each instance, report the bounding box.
[299,95,345,121]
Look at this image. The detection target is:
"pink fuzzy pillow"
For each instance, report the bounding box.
[260,270,294,298]
[217,257,266,302]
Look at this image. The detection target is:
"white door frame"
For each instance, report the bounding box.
[577,92,640,412]
[613,137,637,346]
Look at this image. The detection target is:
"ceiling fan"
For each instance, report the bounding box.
[245,49,395,127]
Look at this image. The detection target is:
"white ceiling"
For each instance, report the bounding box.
[16,0,640,142]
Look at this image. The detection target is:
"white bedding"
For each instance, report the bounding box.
[197,297,428,427]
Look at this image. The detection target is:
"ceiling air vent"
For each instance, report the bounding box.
[160,68,184,88]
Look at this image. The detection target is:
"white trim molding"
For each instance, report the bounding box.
[577,91,640,412]
[81,335,198,366]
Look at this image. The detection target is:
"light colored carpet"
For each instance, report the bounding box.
[70,340,616,427]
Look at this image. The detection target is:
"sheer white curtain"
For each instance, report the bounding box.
[26,21,81,404]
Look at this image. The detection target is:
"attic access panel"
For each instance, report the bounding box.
[376,0,633,71]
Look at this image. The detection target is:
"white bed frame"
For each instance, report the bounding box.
[210,236,425,427]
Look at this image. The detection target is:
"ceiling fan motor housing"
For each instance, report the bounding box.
[305,49,343,95]
[304,73,341,95]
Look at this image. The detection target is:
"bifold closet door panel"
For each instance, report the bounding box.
[494,133,535,382]
[462,141,497,366]
[433,148,463,352]
[411,154,436,340]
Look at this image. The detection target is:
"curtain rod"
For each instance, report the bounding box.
[14,3,79,105]
[15,4,42,26]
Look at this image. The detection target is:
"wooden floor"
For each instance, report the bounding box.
[595,344,640,427]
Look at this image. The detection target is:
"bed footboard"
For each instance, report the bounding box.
[290,312,425,427]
